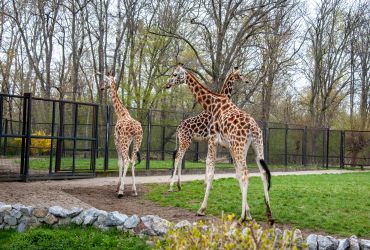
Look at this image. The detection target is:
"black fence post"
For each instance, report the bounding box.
[0,95,3,153]
[284,124,288,167]
[322,129,325,168]
[302,127,307,166]
[55,101,65,172]
[20,95,28,177]
[23,93,32,181]
[326,128,330,169]
[104,105,110,172]
[263,122,269,164]
[72,103,78,174]
[194,142,199,162]
[161,126,165,161]
[2,119,8,155]
[145,110,152,171]
[91,105,99,174]
[49,101,56,175]
[340,131,344,168]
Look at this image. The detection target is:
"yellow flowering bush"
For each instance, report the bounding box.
[155,214,306,250]
[14,130,51,155]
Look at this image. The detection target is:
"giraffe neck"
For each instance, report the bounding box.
[219,74,235,98]
[185,73,223,113]
[110,80,130,118]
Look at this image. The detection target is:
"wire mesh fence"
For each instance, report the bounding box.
[0,93,369,181]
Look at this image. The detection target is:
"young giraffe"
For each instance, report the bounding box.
[169,68,248,192]
[165,64,274,224]
[99,73,143,197]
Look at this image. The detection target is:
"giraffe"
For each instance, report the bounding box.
[165,64,274,224]
[99,73,143,197]
[169,68,248,192]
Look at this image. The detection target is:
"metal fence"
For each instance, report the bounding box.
[0,93,369,181]
[0,93,99,181]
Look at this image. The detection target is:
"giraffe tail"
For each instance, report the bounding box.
[259,159,271,190]
[136,151,141,165]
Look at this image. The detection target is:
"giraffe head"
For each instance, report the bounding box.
[99,71,115,91]
[165,63,187,89]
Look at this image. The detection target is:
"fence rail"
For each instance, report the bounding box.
[0,93,369,181]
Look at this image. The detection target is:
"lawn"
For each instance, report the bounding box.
[13,156,317,172]
[145,172,370,237]
[0,225,149,250]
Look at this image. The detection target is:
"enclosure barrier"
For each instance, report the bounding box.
[0,93,369,181]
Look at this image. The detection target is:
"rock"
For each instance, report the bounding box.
[293,229,303,249]
[58,217,71,226]
[0,202,5,207]
[317,235,339,250]
[20,206,33,217]
[71,215,83,225]
[141,215,171,236]
[32,207,48,218]
[0,216,2,224]
[272,228,283,249]
[307,234,318,250]
[4,215,17,226]
[350,236,360,250]
[174,220,191,229]
[360,239,370,250]
[83,215,96,225]
[19,216,38,226]
[17,223,27,233]
[337,239,350,250]
[66,207,83,217]
[49,206,69,218]
[44,214,58,225]
[9,209,22,219]
[103,211,128,226]
[124,215,140,229]
[0,204,12,214]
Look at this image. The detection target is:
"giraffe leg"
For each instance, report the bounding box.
[117,154,130,198]
[169,152,182,192]
[197,139,216,216]
[130,138,141,197]
[252,139,274,225]
[116,154,123,193]
[169,141,189,192]
[236,166,252,222]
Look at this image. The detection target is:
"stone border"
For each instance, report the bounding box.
[1,202,369,250]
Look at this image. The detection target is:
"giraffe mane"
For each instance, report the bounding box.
[187,71,227,98]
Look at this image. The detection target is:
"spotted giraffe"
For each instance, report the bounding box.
[169,68,248,192]
[165,64,274,224]
[99,73,143,197]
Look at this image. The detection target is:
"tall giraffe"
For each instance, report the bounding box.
[100,73,143,197]
[165,64,274,224]
[169,68,248,192]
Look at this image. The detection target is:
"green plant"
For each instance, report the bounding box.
[155,214,305,250]
[13,130,51,155]
[0,225,149,250]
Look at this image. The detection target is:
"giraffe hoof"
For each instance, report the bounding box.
[177,185,182,191]
[117,193,124,198]
[268,218,275,226]
[168,189,174,192]
[196,211,205,217]
[132,191,138,197]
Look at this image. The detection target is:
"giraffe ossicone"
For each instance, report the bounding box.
[166,65,274,225]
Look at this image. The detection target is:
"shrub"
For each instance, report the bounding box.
[13,130,51,155]
[155,214,305,250]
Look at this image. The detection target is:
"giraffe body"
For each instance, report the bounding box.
[169,69,245,191]
[166,65,273,224]
[100,74,143,197]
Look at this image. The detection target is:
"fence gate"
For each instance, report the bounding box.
[0,93,99,181]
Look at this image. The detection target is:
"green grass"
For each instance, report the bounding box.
[0,225,149,250]
[13,156,319,171]
[145,172,370,237]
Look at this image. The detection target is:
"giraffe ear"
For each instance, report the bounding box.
[234,66,239,70]
[178,62,184,67]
